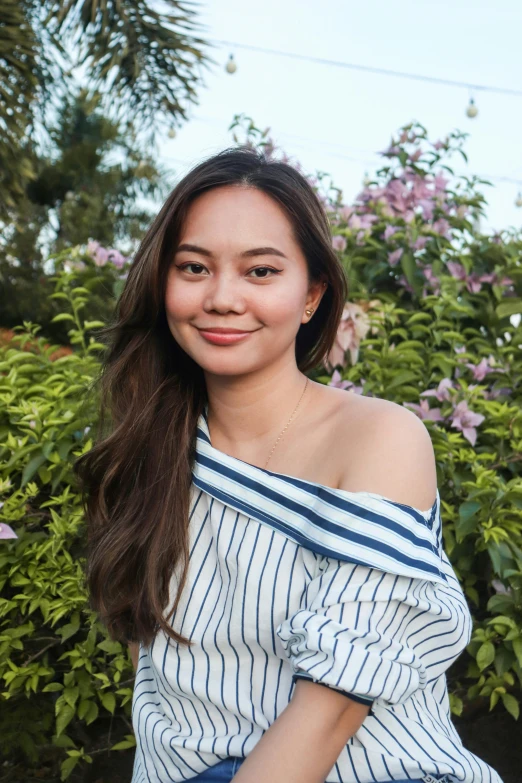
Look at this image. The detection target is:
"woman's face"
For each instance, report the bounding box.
[164,184,325,377]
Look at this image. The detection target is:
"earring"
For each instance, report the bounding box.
[305,308,314,317]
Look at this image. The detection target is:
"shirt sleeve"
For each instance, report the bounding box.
[275,556,473,707]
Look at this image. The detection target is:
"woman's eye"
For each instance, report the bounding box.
[248,267,281,279]
[177,264,281,279]
[177,263,207,275]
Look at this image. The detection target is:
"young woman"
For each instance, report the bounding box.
[74,147,502,783]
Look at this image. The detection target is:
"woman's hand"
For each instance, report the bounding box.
[231,678,370,783]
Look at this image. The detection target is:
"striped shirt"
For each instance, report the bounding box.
[131,407,502,783]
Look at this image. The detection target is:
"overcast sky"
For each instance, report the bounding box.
[157,0,522,234]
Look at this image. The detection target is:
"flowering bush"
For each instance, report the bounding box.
[1,120,521,780]
[0,240,131,344]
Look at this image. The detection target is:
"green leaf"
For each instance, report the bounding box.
[63,686,80,709]
[56,704,76,737]
[111,734,137,751]
[455,501,481,542]
[21,451,47,487]
[50,313,76,323]
[60,755,79,781]
[476,641,495,671]
[83,321,106,329]
[501,693,520,720]
[512,637,522,667]
[495,299,522,319]
[100,691,116,714]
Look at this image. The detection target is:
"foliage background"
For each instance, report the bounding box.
[1,118,521,782]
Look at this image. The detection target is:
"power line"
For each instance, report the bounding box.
[207,38,522,99]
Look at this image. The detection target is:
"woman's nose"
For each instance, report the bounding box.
[203,274,246,314]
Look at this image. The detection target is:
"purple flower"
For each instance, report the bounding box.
[328,369,352,389]
[332,235,347,252]
[107,249,127,269]
[449,400,485,447]
[447,262,467,280]
[420,378,454,402]
[432,218,452,239]
[465,358,493,382]
[403,399,444,422]
[339,205,355,222]
[413,236,428,251]
[433,172,449,194]
[383,225,399,242]
[0,523,17,540]
[419,199,435,221]
[388,248,404,267]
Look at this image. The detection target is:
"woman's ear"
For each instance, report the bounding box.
[302,280,328,323]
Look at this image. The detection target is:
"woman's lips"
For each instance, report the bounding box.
[197,328,254,345]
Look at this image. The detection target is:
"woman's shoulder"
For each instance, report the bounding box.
[322,386,438,513]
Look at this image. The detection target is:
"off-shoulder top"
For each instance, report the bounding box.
[131,406,502,783]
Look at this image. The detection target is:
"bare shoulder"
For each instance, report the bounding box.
[324,388,438,512]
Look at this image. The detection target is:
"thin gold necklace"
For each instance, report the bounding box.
[264,376,309,469]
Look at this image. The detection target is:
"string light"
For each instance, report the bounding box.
[212,38,522,99]
[466,97,479,118]
[225,54,237,74]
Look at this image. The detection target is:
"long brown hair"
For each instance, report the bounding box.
[74,145,349,647]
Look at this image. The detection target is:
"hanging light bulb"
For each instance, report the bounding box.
[515,192,522,208]
[168,127,176,139]
[225,54,237,74]
[466,97,478,118]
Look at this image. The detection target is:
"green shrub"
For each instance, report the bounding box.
[1,121,521,780]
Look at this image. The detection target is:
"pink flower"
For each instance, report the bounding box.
[327,369,352,389]
[465,358,493,382]
[107,249,127,269]
[327,373,365,394]
[325,302,372,369]
[432,218,452,239]
[383,225,399,242]
[412,236,428,251]
[388,248,404,266]
[403,399,444,422]
[332,235,347,252]
[433,172,449,194]
[421,265,441,295]
[449,400,485,447]
[418,199,435,221]
[447,262,467,280]
[420,378,454,402]
[0,523,17,540]
[339,205,355,222]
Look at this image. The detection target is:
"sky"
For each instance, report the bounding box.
[157,0,522,234]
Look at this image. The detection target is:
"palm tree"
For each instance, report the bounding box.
[0,0,217,214]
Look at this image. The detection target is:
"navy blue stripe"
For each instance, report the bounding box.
[192,473,446,582]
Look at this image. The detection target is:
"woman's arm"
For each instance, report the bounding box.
[128,642,139,672]
[232,678,370,783]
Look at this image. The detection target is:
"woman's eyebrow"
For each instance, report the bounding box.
[175,243,288,259]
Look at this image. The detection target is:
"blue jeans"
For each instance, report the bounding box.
[188,757,445,782]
